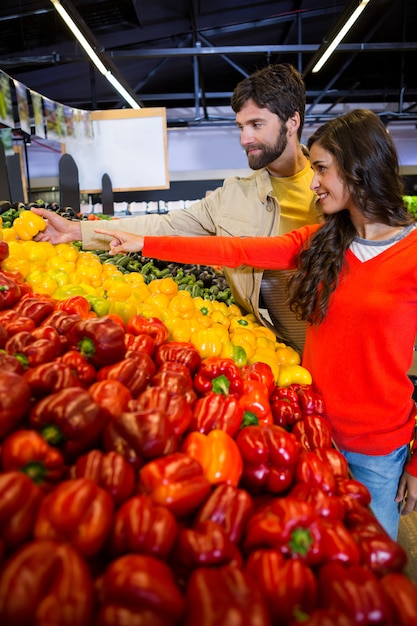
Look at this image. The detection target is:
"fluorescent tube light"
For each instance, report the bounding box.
[50,0,140,108]
[312,0,372,73]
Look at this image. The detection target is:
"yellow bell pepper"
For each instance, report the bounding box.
[148,276,178,296]
[193,297,213,316]
[275,346,301,366]
[220,341,248,366]
[190,328,224,358]
[13,211,46,241]
[277,364,312,387]
[168,291,196,319]
[1,227,17,242]
[25,269,58,296]
[210,309,230,328]
[108,299,138,324]
[168,318,193,343]
[0,256,31,277]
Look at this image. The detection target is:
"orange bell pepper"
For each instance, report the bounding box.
[181,429,243,488]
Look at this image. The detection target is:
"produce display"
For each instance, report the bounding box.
[1,214,417,625]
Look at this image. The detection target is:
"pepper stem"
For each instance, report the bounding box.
[211,374,231,395]
[79,337,96,359]
[288,527,313,557]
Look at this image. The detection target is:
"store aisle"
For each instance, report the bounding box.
[398,513,417,583]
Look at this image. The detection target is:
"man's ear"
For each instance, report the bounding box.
[287,112,301,137]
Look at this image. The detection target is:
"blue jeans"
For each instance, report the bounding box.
[340,445,409,540]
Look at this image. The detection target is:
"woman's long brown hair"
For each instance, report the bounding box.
[286,108,414,325]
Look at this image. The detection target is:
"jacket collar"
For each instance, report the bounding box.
[254,168,274,204]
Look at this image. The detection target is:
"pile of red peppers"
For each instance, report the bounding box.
[1,267,417,626]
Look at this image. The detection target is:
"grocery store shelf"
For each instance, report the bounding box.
[398,513,417,583]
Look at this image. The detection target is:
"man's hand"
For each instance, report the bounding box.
[93,228,144,254]
[31,208,82,244]
[395,470,417,514]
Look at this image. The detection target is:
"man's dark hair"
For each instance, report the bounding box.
[230,63,306,139]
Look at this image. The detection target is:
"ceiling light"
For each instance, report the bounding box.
[311,0,372,74]
[50,0,141,109]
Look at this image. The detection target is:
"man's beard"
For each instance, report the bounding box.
[246,124,288,170]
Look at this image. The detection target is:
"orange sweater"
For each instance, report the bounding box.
[143,225,417,475]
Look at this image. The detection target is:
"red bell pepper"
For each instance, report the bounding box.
[319,520,361,566]
[96,553,185,626]
[130,385,192,436]
[96,353,157,398]
[33,322,68,353]
[245,548,317,624]
[155,340,202,375]
[69,449,136,507]
[41,309,81,336]
[296,385,326,416]
[314,447,350,479]
[0,240,9,261]
[241,361,276,396]
[124,330,156,356]
[193,356,244,396]
[5,328,63,369]
[67,315,126,367]
[295,450,337,495]
[13,294,55,325]
[138,452,212,518]
[89,379,132,418]
[29,387,109,461]
[126,314,169,347]
[173,520,243,577]
[0,539,94,626]
[108,494,178,559]
[152,360,197,405]
[244,497,325,566]
[0,471,43,553]
[55,294,94,318]
[0,309,35,334]
[270,384,301,408]
[288,608,356,626]
[0,370,32,439]
[290,482,344,521]
[271,397,302,429]
[34,477,114,558]
[317,561,392,625]
[24,361,82,397]
[56,349,96,387]
[182,429,243,488]
[235,424,300,494]
[292,414,333,451]
[183,564,271,626]
[380,572,417,626]
[102,408,178,470]
[190,391,244,437]
[194,483,254,543]
[1,429,65,489]
[350,520,408,576]
[0,270,21,309]
[0,350,25,374]
[239,379,273,425]
[336,477,372,507]
[0,322,7,348]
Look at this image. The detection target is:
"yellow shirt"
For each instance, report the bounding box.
[269,163,318,234]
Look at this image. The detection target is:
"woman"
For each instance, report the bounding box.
[93,109,417,539]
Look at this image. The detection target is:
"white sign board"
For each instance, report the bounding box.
[64,108,169,193]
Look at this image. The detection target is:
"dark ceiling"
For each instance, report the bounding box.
[0,0,416,126]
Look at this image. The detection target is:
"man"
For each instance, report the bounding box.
[33,63,320,353]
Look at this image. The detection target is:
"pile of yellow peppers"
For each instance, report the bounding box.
[0,229,311,386]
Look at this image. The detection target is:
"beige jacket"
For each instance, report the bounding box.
[81,168,319,335]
